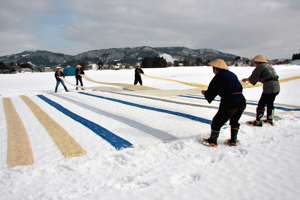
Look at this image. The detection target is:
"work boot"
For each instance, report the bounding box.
[76,87,78,90]
[224,139,240,146]
[263,109,274,126]
[256,108,265,121]
[201,130,219,147]
[230,128,238,143]
[246,120,263,127]
[224,128,240,146]
[201,139,218,147]
[262,119,274,126]
[246,108,264,127]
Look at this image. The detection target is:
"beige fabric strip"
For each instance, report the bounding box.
[3,97,34,167]
[80,75,159,90]
[20,95,86,158]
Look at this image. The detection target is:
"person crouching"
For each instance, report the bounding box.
[201,59,246,147]
[242,55,280,126]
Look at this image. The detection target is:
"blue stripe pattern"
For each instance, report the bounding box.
[79,92,212,124]
[179,95,300,112]
[53,94,177,142]
[37,95,133,150]
[122,88,135,91]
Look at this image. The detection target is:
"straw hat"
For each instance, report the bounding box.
[208,59,229,70]
[251,55,268,63]
[56,66,61,70]
[136,64,141,67]
[76,65,82,68]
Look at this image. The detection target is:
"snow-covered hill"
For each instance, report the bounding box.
[0,46,241,67]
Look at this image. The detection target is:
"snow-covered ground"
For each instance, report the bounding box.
[0,65,300,200]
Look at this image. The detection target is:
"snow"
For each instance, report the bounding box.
[160,53,176,63]
[0,65,300,200]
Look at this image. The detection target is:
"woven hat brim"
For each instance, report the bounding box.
[208,59,229,70]
[251,55,268,63]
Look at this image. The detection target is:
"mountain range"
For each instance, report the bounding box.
[0,46,245,67]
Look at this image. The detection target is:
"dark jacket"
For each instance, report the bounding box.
[135,68,144,77]
[55,71,65,81]
[204,70,245,106]
[75,69,85,79]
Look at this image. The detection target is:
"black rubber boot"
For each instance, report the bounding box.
[224,128,240,146]
[256,108,265,121]
[230,128,238,143]
[207,130,219,144]
[201,130,219,147]
[263,109,274,125]
[246,108,265,127]
[246,120,263,127]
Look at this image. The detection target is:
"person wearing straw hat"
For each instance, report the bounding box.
[242,55,280,126]
[54,67,70,93]
[75,64,85,90]
[201,59,246,147]
[134,63,144,85]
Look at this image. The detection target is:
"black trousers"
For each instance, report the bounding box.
[211,101,246,131]
[134,76,142,85]
[257,92,279,110]
[76,77,83,86]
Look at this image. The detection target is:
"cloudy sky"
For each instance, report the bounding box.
[0,0,299,59]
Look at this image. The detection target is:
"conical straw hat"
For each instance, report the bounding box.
[208,59,229,70]
[251,55,268,63]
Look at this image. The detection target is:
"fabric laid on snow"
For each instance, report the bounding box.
[102,91,257,118]
[125,89,202,97]
[37,95,133,150]
[78,92,212,125]
[3,97,34,167]
[53,94,178,142]
[20,95,86,158]
[179,95,300,112]
[142,74,209,89]
[81,74,159,90]
[60,76,139,92]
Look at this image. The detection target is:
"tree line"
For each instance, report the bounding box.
[0,62,34,72]
[140,56,214,68]
[141,56,167,68]
[292,53,300,60]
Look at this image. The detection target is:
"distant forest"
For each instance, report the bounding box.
[292,53,300,60]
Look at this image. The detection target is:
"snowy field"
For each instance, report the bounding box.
[0,65,300,200]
